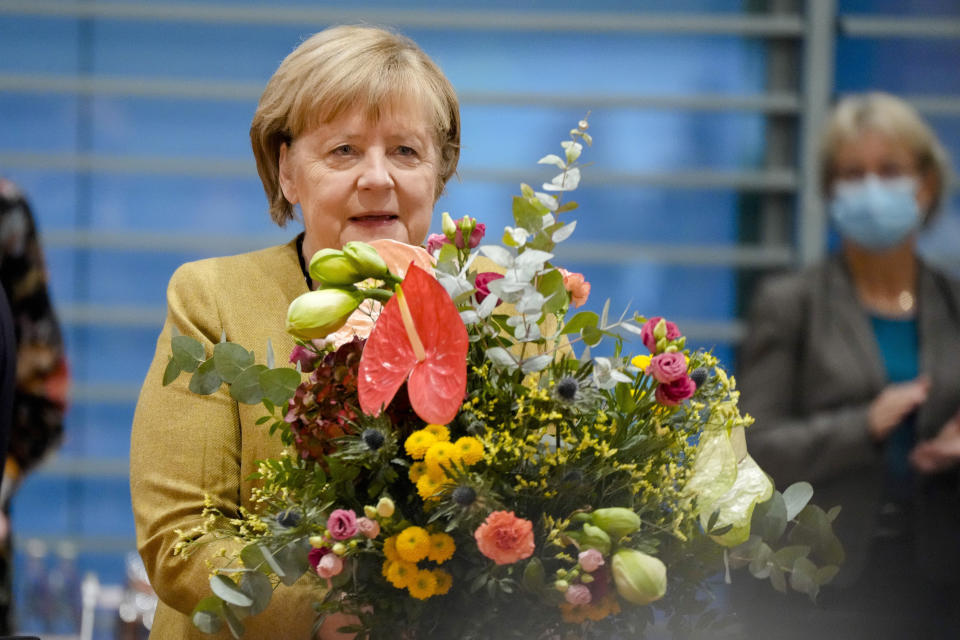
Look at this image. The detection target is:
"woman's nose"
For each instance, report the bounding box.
[357,151,394,190]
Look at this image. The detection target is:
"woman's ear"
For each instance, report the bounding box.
[278,141,298,205]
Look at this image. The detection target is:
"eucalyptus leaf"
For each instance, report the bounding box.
[826,505,842,522]
[521,354,553,374]
[274,538,310,586]
[192,596,224,634]
[240,543,273,575]
[512,196,546,232]
[476,290,499,318]
[460,310,481,325]
[561,311,599,335]
[266,338,275,370]
[259,367,301,407]
[537,153,566,169]
[485,347,518,371]
[789,556,819,600]
[172,335,205,372]
[221,602,246,639]
[773,545,810,569]
[782,481,814,520]
[539,269,566,315]
[815,564,839,586]
[214,342,255,383]
[240,570,273,615]
[582,326,603,347]
[551,220,577,243]
[162,357,182,386]
[479,245,514,268]
[514,249,553,269]
[189,357,223,395]
[748,541,773,579]
[752,492,788,543]
[230,365,268,405]
[542,167,581,192]
[210,575,254,608]
[769,565,787,593]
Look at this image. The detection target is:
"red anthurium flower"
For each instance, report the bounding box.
[359,264,468,424]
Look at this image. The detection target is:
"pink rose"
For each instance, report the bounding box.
[426,233,449,255]
[317,553,344,579]
[455,220,486,249]
[474,272,504,304]
[289,344,320,373]
[565,583,592,605]
[356,517,381,539]
[646,352,687,384]
[640,316,681,353]
[578,548,605,573]
[558,268,590,309]
[655,375,697,406]
[327,509,358,540]
[308,547,329,572]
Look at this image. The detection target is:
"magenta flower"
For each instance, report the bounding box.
[655,375,697,406]
[308,547,329,572]
[640,316,681,353]
[646,352,687,384]
[327,509,358,540]
[455,220,486,249]
[474,272,505,304]
[289,344,320,373]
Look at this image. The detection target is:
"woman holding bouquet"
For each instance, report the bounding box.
[737,92,960,638]
[131,25,459,639]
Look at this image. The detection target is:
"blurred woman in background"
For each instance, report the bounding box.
[736,92,960,639]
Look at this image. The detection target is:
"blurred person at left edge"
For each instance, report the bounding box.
[0,177,69,633]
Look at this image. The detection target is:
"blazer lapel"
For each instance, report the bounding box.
[825,257,887,392]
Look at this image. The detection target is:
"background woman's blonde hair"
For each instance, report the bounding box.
[819,91,952,218]
[251,25,461,226]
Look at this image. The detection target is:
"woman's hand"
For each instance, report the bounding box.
[910,408,960,474]
[867,376,929,443]
[317,611,361,639]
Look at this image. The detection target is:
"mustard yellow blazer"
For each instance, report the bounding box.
[131,238,318,639]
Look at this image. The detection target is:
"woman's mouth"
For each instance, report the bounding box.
[350,214,399,225]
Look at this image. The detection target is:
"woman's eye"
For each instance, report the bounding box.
[395,145,417,157]
[332,144,354,156]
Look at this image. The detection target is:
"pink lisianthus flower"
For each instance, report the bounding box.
[308,547,330,573]
[655,375,697,406]
[426,233,449,255]
[558,268,590,308]
[565,583,593,606]
[578,548,605,573]
[640,316,681,353]
[474,272,504,304]
[327,509,358,540]
[646,352,687,384]
[317,553,344,579]
[356,517,381,539]
[455,220,486,249]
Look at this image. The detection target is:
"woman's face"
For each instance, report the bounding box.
[831,129,934,212]
[279,101,439,261]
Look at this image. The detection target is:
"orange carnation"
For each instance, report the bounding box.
[474,511,535,565]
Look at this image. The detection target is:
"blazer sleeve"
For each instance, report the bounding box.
[737,275,880,487]
[130,262,316,636]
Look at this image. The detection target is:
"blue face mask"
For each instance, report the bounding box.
[828,175,921,250]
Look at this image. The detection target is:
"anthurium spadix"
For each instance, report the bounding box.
[358,264,468,425]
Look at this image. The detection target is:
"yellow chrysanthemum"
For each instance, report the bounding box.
[416,474,444,502]
[381,559,393,579]
[432,569,453,595]
[386,560,417,589]
[631,354,652,370]
[427,532,455,564]
[395,526,430,563]
[423,423,450,441]
[408,461,428,483]
[405,430,438,460]
[453,436,484,466]
[425,441,458,479]
[407,568,438,600]
[383,536,399,562]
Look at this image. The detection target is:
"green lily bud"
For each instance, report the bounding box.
[611,549,667,605]
[286,288,362,340]
[363,505,378,519]
[342,241,389,280]
[376,497,395,518]
[332,542,347,556]
[309,249,363,286]
[441,211,457,240]
[554,579,569,592]
[580,523,612,555]
[590,508,641,540]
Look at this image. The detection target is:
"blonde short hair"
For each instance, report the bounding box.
[819,92,952,218]
[251,25,461,226]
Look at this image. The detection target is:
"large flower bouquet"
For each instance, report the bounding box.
[165,120,842,639]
